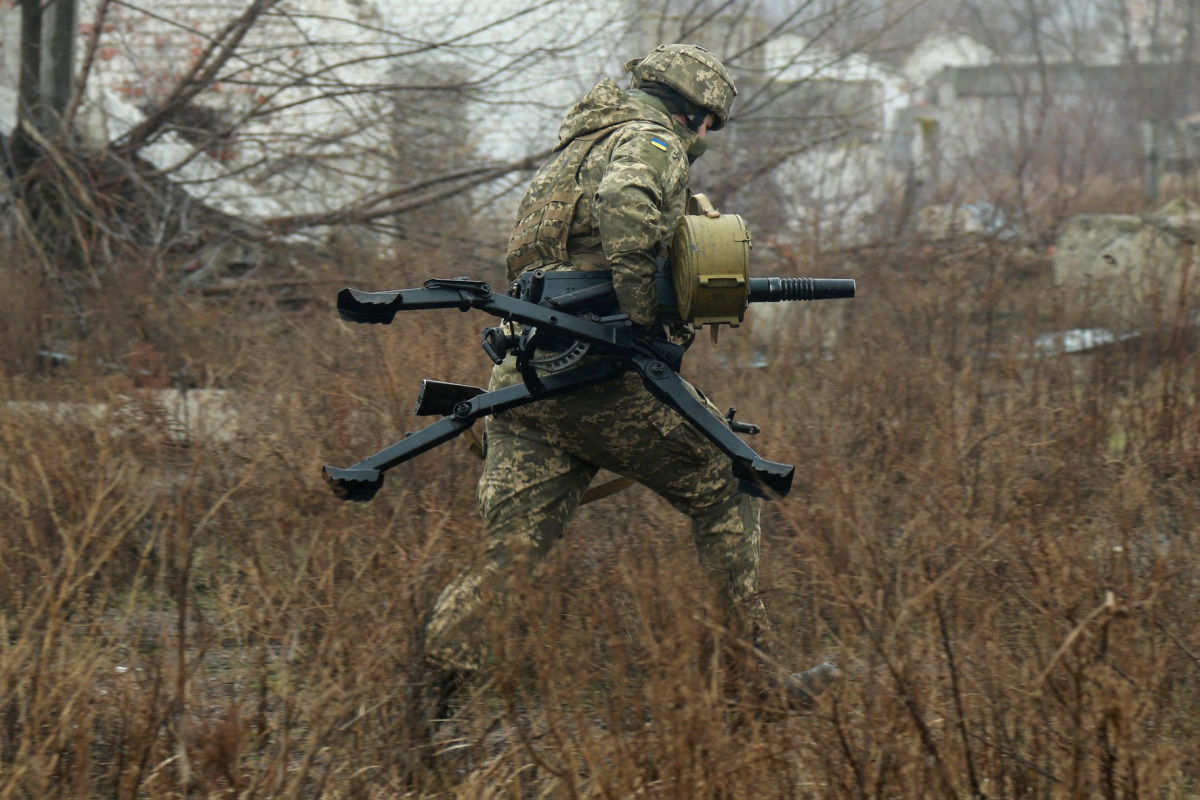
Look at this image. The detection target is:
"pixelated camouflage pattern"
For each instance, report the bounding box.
[425,63,761,677]
[424,361,767,674]
[505,78,695,325]
[626,43,737,129]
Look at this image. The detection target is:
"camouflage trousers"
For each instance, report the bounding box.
[423,356,767,675]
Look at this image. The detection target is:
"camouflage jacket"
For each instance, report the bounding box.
[506,79,699,325]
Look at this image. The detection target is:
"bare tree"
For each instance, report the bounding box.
[0,0,931,274]
[5,0,79,169]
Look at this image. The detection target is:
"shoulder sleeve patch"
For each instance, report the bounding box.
[604,125,686,183]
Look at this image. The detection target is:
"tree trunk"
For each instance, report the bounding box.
[8,0,76,176]
[9,0,44,175]
[42,0,77,135]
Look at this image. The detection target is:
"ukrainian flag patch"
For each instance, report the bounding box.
[650,137,669,152]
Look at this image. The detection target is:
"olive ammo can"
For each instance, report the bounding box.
[669,193,752,326]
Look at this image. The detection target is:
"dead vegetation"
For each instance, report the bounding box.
[0,229,1198,798]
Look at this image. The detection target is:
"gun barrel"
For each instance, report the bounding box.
[747,277,856,303]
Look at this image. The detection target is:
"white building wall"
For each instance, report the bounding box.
[72,0,395,222]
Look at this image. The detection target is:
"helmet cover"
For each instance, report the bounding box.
[625,43,737,130]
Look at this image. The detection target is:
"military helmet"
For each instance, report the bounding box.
[625,43,737,130]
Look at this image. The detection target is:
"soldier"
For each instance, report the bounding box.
[423,43,837,708]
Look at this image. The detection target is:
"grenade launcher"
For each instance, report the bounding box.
[323,197,854,503]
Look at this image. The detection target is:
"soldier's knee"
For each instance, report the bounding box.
[691,489,760,532]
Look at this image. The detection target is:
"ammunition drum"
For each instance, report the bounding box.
[669,194,751,326]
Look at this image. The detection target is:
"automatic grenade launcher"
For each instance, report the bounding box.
[323,195,855,502]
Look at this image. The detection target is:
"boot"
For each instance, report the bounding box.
[776,661,841,709]
[427,669,468,722]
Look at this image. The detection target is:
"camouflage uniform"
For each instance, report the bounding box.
[425,47,765,675]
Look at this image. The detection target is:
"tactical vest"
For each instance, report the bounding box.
[505,124,626,279]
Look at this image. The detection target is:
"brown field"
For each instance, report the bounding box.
[1,234,1197,798]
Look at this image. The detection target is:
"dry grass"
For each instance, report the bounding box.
[1,233,1197,799]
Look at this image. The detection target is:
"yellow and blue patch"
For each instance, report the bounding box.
[649,137,669,152]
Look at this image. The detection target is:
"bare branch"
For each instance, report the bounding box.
[114,0,282,154]
[262,147,552,233]
[61,0,111,135]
